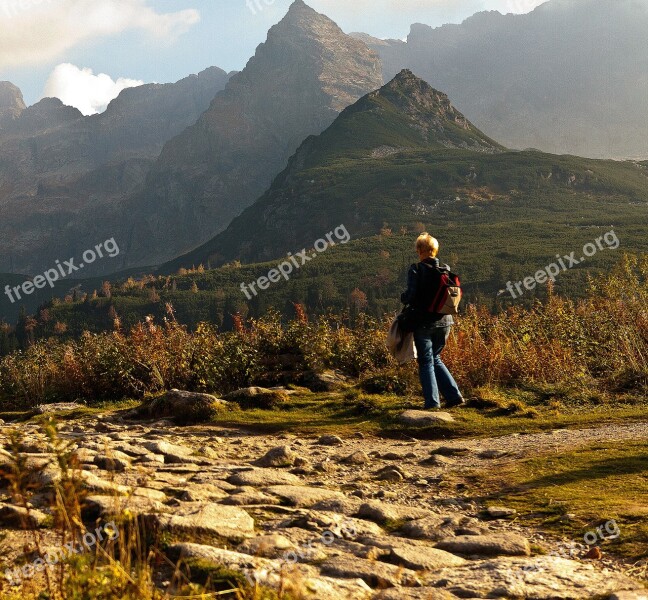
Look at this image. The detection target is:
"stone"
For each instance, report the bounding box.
[311,497,363,516]
[93,451,131,472]
[340,450,370,465]
[357,501,430,525]
[142,440,200,464]
[376,468,403,482]
[430,556,643,599]
[0,503,49,528]
[82,495,167,521]
[35,402,83,414]
[387,545,466,570]
[374,588,457,600]
[300,369,349,392]
[398,411,455,427]
[609,593,648,600]
[224,387,288,409]
[255,445,298,468]
[317,435,344,446]
[420,454,453,467]
[399,515,463,541]
[238,534,295,558]
[484,506,517,519]
[320,555,420,588]
[435,533,531,557]
[180,484,229,502]
[265,485,345,508]
[168,542,371,600]
[144,389,228,424]
[222,490,281,506]
[149,502,254,541]
[79,470,131,495]
[228,469,302,487]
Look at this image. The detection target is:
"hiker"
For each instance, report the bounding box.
[401,233,464,410]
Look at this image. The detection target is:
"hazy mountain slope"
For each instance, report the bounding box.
[162,69,648,273]
[0,67,231,276]
[119,0,383,269]
[353,0,648,160]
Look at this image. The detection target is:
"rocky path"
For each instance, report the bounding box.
[0,410,646,599]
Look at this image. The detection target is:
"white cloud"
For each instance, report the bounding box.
[0,0,200,70]
[43,63,144,115]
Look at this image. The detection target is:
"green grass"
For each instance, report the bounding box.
[193,387,648,439]
[469,440,648,564]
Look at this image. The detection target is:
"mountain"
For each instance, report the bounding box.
[163,69,506,268]
[0,67,231,276]
[118,0,383,269]
[26,72,648,333]
[352,0,648,160]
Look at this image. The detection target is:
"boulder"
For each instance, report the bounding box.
[357,501,431,525]
[320,555,420,588]
[254,445,298,468]
[142,389,228,424]
[224,387,288,409]
[387,544,466,570]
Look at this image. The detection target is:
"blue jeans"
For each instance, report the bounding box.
[414,326,462,409]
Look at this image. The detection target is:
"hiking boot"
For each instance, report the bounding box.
[445,397,465,409]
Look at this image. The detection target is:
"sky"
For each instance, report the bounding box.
[0,0,549,113]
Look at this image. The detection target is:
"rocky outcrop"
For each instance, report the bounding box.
[121,0,383,268]
[0,81,26,126]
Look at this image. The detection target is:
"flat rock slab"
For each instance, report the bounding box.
[321,555,420,588]
[150,502,254,541]
[82,495,167,520]
[265,485,345,507]
[358,500,431,524]
[388,545,467,571]
[142,440,201,464]
[430,556,644,599]
[374,588,458,600]
[36,403,83,414]
[436,533,531,557]
[399,515,464,541]
[228,469,302,487]
[398,411,455,427]
[170,542,371,600]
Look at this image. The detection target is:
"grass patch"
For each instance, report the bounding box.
[467,440,648,563]
[208,388,648,440]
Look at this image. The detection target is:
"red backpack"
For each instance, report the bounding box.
[425,266,463,316]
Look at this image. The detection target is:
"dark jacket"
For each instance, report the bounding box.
[401,257,454,329]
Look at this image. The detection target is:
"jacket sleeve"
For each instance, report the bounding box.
[400,264,418,305]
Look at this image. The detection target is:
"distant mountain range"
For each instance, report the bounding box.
[0,67,231,275]
[352,0,648,160]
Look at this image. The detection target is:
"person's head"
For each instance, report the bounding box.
[415,233,439,260]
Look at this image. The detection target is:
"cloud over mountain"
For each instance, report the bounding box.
[43,63,144,115]
[0,0,200,69]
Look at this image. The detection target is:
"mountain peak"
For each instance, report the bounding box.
[0,81,26,124]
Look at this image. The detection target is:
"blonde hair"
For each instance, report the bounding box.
[416,233,439,258]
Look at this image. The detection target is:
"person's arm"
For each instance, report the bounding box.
[400,264,418,305]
